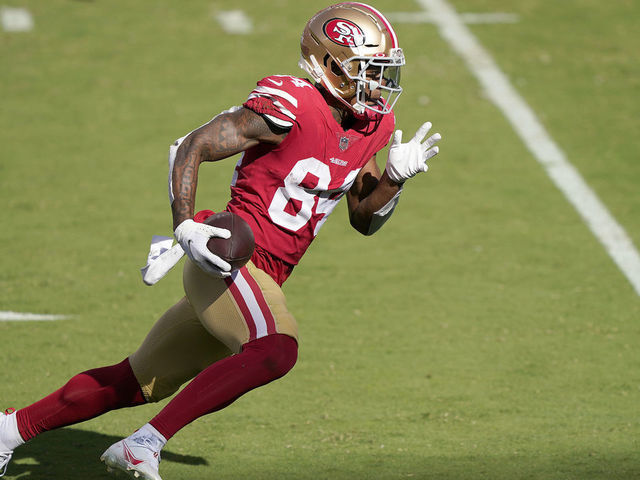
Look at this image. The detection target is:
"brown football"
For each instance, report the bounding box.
[204,211,255,271]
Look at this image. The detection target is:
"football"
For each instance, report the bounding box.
[204,211,255,271]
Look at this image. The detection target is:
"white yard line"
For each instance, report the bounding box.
[386,11,519,24]
[416,0,640,296]
[0,311,68,321]
[0,6,33,32]
[214,10,253,35]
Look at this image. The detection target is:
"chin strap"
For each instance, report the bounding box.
[300,54,325,81]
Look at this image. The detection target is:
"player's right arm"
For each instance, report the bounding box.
[171,107,288,229]
[170,107,288,277]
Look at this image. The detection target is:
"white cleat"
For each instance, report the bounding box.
[101,437,162,480]
[0,409,17,478]
[0,450,11,478]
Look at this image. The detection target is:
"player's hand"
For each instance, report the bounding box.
[385,122,441,184]
[174,219,232,278]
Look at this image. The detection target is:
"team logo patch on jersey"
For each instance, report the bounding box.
[323,18,365,47]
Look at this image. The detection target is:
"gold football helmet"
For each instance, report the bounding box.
[299,2,404,115]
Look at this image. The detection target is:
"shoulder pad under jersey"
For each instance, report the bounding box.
[243,75,316,129]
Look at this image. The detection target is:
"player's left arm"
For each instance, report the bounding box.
[347,121,442,235]
[347,155,402,235]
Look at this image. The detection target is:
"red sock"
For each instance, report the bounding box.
[17,358,146,441]
[150,334,297,440]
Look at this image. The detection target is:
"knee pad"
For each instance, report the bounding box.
[243,334,298,380]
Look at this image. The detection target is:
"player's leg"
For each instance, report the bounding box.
[0,355,146,477]
[102,260,299,479]
[149,260,299,440]
[1,295,228,479]
[127,295,233,403]
[7,293,222,445]
[12,358,146,442]
[149,333,297,440]
[102,334,297,480]
[101,293,233,479]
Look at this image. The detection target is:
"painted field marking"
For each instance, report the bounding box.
[413,0,640,296]
[0,311,69,321]
[215,10,253,35]
[387,11,519,24]
[0,6,33,32]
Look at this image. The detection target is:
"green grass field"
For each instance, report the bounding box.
[1,1,639,479]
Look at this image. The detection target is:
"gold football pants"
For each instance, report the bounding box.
[129,259,298,402]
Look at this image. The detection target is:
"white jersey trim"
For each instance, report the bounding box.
[264,114,294,128]
[251,85,299,108]
[247,93,297,122]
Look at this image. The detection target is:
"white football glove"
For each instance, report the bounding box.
[174,219,232,278]
[385,122,442,184]
[140,237,185,286]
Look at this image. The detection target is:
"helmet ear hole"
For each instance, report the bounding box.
[330,60,343,77]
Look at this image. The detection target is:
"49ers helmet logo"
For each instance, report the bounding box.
[323,18,365,47]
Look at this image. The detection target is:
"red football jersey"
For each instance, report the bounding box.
[226,75,395,284]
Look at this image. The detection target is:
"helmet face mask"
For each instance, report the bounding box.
[299,2,405,115]
[344,49,404,114]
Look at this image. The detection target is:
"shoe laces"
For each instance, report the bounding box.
[0,451,13,477]
[131,435,162,464]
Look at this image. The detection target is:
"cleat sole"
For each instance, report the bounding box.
[100,442,162,480]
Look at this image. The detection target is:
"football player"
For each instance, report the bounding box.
[0,3,441,479]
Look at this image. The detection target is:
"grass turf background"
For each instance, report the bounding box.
[1,0,639,478]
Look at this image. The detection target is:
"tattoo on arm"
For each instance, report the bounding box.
[170,107,288,230]
[171,136,201,230]
[207,115,249,159]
